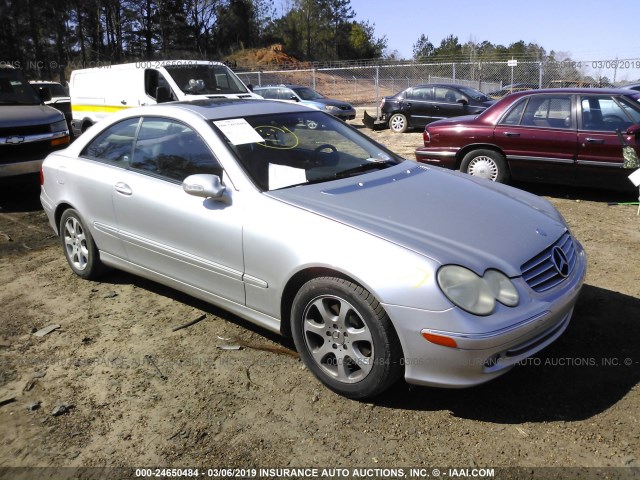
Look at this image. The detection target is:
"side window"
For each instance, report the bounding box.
[258,88,277,99]
[434,87,462,103]
[130,118,222,182]
[581,96,634,132]
[521,95,573,129]
[500,98,527,125]
[280,88,296,100]
[144,69,173,100]
[81,117,140,165]
[408,87,433,101]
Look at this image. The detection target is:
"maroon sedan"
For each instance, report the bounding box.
[415,88,640,190]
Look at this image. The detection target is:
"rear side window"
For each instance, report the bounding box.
[408,87,433,101]
[81,117,140,165]
[504,95,573,129]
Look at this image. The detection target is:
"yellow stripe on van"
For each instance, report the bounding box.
[72,104,131,113]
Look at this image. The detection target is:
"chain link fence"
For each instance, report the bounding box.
[236,58,640,108]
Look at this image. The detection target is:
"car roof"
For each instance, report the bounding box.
[408,84,479,89]
[254,84,306,89]
[162,98,316,119]
[503,87,640,99]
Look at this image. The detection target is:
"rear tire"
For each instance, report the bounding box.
[291,277,403,399]
[59,209,106,279]
[389,113,408,133]
[460,149,509,183]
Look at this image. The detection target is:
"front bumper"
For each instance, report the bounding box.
[0,132,70,178]
[384,241,587,388]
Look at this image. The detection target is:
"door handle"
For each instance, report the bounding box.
[585,138,605,144]
[503,132,520,137]
[115,182,132,195]
[121,100,127,105]
[405,102,412,107]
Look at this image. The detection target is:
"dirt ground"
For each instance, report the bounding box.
[1,121,640,479]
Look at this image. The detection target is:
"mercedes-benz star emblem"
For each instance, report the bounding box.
[551,246,570,277]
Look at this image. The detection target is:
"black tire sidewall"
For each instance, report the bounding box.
[291,277,402,399]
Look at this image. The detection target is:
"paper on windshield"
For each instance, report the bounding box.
[213,118,264,145]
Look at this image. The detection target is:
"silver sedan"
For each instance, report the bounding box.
[40,99,586,399]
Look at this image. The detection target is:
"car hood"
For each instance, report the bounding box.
[267,162,567,277]
[0,104,63,127]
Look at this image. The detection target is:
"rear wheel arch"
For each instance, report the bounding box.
[456,144,507,169]
[54,203,75,236]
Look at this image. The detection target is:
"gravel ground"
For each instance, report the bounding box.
[1,119,639,480]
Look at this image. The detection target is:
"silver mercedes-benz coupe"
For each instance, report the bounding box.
[40,99,586,399]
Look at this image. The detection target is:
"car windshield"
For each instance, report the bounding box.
[458,86,490,102]
[212,111,402,191]
[165,64,249,95]
[0,69,41,105]
[292,87,325,100]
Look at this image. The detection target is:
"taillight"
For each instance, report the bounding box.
[380,98,385,109]
[40,167,44,186]
[423,129,431,145]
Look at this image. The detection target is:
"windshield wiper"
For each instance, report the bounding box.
[333,159,396,179]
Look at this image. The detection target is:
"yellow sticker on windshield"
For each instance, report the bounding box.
[255,126,299,150]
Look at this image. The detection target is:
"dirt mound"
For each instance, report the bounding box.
[224,44,301,68]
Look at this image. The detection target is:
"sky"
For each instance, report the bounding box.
[348,0,640,82]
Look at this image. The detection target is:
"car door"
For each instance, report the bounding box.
[432,86,467,120]
[71,117,141,260]
[493,93,579,182]
[401,86,434,127]
[575,94,639,188]
[112,116,246,304]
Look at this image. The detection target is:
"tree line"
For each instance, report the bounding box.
[0,0,387,81]
[1,0,588,84]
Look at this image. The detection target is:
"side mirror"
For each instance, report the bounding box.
[247,83,254,92]
[183,174,229,203]
[290,96,299,102]
[155,86,171,103]
[457,98,468,106]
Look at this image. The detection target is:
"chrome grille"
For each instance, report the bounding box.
[521,231,576,292]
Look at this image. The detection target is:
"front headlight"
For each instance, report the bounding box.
[325,105,339,111]
[437,266,519,316]
[50,119,68,133]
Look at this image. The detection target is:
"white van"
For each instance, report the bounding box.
[69,60,260,136]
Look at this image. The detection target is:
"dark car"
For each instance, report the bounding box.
[367,84,494,133]
[30,81,72,130]
[253,84,356,122]
[415,88,640,191]
[487,83,538,99]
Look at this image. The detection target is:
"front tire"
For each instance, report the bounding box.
[460,149,509,183]
[291,277,403,399]
[59,209,105,279]
[389,113,408,133]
